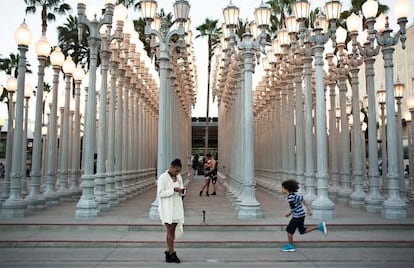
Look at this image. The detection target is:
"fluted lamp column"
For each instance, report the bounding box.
[69,64,85,197]
[377,88,387,193]
[394,78,407,202]
[75,0,115,219]
[26,35,50,210]
[58,56,76,201]
[21,84,33,197]
[0,77,17,205]
[362,0,409,219]
[1,20,32,218]
[143,0,190,220]
[407,95,414,197]
[43,47,64,206]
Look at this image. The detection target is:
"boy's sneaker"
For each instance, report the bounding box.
[280,243,296,252]
[318,222,327,236]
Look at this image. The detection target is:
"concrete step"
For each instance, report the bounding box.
[1,223,413,248]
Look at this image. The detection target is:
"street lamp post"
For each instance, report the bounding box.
[407,96,414,196]
[348,13,384,212]
[394,78,407,202]
[70,64,85,197]
[26,35,50,210]
[295,0,341,219]
[293,6,316,201]
[346,18,365,209]
[362,0,409,219]
[377,88,388,194]
[59,56,76,201]
[0,77,17,205]
[43,47,64,206]
[1,20,32,218]
[142,0,190,220]
[75,0,115,219]
[21,84,32,197]
[221,0,271,219]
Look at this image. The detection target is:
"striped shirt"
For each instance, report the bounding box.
[287,193,306,218]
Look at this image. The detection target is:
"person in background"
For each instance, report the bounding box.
[192,154,199,176]
[208,154,218,195]
[199,154,212,196]
[157,158,186,263]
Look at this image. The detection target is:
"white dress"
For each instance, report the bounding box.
[157,170,185,225]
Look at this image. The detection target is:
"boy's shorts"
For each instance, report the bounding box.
[286,216,306,234]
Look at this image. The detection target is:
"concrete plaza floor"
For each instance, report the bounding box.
[0,175,414,267]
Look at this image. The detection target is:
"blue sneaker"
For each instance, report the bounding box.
[280,243,296,252]
[318,222,327,236]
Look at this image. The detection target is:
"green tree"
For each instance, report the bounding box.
[266,0,295,34]
[57,15,89,67]
[340,0,389,21]
[196,18,221,154]
[24,0,71,36]
[116,0,140,10]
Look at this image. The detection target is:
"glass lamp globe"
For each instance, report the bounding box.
[394,0,410,19]
[6,77,18,93]
[15,20,32,46]
[24,83,33,99]
[114,3,128,23]
[141,0,157,20]
[346,13,361,32]
[76,0,87,4]
[362,0,378,18]
[104,0,116,5]
[73,64,85,82]
[50,47,65,67]
[407,96,414,110]
[62,56,76,75]
[223,1,239,27]
[35,35,51,57]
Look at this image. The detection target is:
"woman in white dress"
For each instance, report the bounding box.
[157,158,186,263]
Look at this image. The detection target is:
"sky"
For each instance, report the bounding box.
[0,0,413,127]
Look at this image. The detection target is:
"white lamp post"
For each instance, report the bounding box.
[0,77,17,205]
[362,0,409,219]
[26,35,50,210]
[58,55,76,201]
[44,47,64,206]
[407,95,414,196]
[142,0,190,219]
[21,83,32,197]
[2,20,32,218]
[70,64,85,197]
[75,0,115,219]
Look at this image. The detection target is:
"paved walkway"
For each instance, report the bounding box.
[0,175,414,267]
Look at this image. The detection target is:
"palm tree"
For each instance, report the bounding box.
[24,0,71,36]
[57,15,89,67]
[116,0,140,10]
[340,0,389,22]
[236,18,249,40]
[266,0,295,34]
[0,53,32,106]
[196,18,221,155]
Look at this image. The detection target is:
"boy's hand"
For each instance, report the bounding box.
[307,210,313,216]
[285,212,292,217]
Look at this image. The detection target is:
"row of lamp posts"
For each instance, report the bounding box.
[213,0,410,220]
[0,0,192,219]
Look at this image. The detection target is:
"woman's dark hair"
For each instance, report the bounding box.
[282,179,300,193]
[170,158,182,168]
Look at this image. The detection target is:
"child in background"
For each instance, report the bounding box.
[280,179,327,252]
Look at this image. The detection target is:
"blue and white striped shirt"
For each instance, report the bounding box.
[287,193,306,218]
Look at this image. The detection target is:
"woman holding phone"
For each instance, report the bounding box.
[157,158,186,263]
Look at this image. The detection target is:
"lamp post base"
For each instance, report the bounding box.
[365,198,383,214]
[311,198,336,220]
[1,198,26,218]
[75,198,98,219]
[149,200,159,220]
[382,199,407,219]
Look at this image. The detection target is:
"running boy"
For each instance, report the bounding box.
[280,179,327,252]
